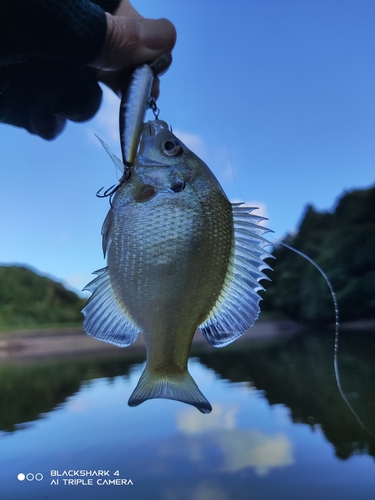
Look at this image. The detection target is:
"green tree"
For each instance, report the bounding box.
[0,266,85,329]
[261,186,375,322]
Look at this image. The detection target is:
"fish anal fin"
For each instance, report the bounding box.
[82,267,139,348]
[128,368,212,414]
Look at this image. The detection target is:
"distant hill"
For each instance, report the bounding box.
[3,186,374,329]
[261,185,375,323]
[0,266,85,330]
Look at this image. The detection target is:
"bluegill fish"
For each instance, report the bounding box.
[83,120,272,413]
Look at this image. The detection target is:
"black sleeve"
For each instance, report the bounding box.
[0,0,121,138]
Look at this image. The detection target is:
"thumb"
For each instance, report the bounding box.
[93,14,176,72]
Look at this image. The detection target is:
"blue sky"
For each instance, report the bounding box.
[1,0,374,296]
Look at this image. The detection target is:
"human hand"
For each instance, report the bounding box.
[93,0,176,99]
[0,0,176,140]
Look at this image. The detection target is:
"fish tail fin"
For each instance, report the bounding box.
[128,368,212,414]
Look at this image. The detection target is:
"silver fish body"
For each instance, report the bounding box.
[83,120,272,413]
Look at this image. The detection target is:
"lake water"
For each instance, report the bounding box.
[0,327,374,500]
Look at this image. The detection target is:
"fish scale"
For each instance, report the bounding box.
[83,120,272,413]
[110,191,232,339]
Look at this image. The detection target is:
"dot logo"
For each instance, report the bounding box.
[17,473,43,481]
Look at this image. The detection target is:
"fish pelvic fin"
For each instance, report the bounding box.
[199,203,274,348]
[128,368,212,414]
[82,267,139,347]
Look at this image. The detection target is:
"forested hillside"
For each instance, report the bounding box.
[0,266,85,330]
[1,185,374,329]
[261,185,375,323]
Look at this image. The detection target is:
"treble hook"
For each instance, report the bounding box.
[96,184,118,198]
[96,169,131,207]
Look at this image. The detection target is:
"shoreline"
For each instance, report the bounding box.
[0,318,373,364]
[0,319,302,363]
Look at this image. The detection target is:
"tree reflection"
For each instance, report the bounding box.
[0,354,143,432]
[0,328,374,463]
[197,328,375,460]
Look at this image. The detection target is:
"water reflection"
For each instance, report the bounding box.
[0,353,144,432]
[0,327,374,499]
[196,328,375,459]
[176,405,294,475]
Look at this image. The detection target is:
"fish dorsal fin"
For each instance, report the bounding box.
[95,134,124,174]
[199,203,274,347]
[82,267,140,347]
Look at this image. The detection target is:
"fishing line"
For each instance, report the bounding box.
[269,238,374,438]
[198,61,246,202]
[215,118,245,203]
[205,67,372,433]
[202,71,371,432]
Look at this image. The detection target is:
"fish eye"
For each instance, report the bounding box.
[162,139,182,156]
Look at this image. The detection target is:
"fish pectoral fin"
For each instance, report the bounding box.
[134,184,157,203]
[101,209,114,258]
[199,203,274,348]
[82,267,139,347]
[128,369,212,414]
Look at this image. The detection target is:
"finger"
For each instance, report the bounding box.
[28,111,66,140]
[92,15,176,72]
[151,77,160,100]
[113,0,143,19]
[97,68,133,98]
[57,79,103,122]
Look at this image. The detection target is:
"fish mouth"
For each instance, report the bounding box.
[146,120,170,137]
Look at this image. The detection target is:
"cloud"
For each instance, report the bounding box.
[174,404,294,476]
[173,129,207,159]
[67,398,91,413]
[87,92,210,164]
[176,404,239,434]
[165,482,230,500]
[87,93,238,196]
[160,426,293,476]
[217,429,293,475]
